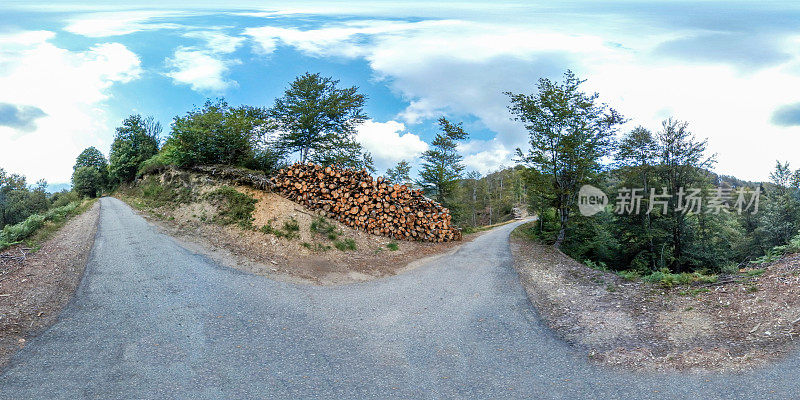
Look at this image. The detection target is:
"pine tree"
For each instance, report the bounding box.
[417,118,468,205]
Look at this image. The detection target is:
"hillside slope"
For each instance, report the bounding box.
[117,168,469,285]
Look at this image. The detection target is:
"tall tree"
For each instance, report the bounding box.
[507,70,624,248]
[656,118,715,272]
[385,160,412,185]
[270,73,367,165]
[417,117,468,205]
[109,114,161,184]
[614,126,660,269]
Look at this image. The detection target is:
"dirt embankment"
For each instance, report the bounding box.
[0,201,100,368]
[511,225,800,372]
[119,170,472,285]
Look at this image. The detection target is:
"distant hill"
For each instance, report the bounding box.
[46,183,71,193]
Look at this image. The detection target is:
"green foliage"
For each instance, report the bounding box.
[616,270,640,281]
[260,217,300,239]
[72,166,105,198]
[642,269,718,287]
[0,200,83,250]
[333,238,357,251]
[204,186,256,228]
[136,176,193,207]
[109,114,161,184]
[385,160,412,186]
[302,242,331,251]
[310,216,340,240]
[386,242,399,251]
[73,146,108,172]
[50,190,80,208]
[507,70,624,247]
[271,72,368,167]
[72,147,108,197]
[745,268,766,277]
[137,148,179,177]
[0,169,49,229]
[165,99,278,170]
[417,117,469,206]
[0,214,45,248]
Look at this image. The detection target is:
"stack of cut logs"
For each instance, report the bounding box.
[272,163,462,242]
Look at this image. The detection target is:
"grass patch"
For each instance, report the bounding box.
[386,242,399,251]
[204,186,257,228]
[0,199,95,251]
[310,216,340,240]
[334,238,357,251]
[301,242,331,251]
[745,268,766,277]
[259,217,300,240]
[137,176,193,208]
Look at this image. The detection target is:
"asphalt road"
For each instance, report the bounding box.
[1,197,798,399]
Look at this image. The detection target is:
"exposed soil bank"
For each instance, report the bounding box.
[511,223,800,372]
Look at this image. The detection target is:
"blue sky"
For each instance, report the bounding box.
[2,1,800,185]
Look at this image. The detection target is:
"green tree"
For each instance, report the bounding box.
[0,169,48,228]
[655,118,715,271]
[109,114,161,184]
[166,99,275,168]
[507,70,623,248]
[757,161,800,249]
[385,160,412,185]
[417,117,469,205]
[74,146,108,172]
[72,166,104,198]
[72,147,108,195]
[614,126,660,270]
[270,73,367,165]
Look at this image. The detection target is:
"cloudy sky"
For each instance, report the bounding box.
[2,1,800,185]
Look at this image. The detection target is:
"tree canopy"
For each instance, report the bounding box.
[165,99,275,169]
[270,73,368,166]
[109,114,161,184]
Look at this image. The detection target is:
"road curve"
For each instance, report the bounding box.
[1,197,798,399]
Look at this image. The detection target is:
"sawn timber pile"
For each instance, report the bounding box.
[273,164,461,242]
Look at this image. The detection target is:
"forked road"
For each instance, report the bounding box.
[1,198,798,399]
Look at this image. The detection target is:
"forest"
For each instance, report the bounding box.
[3,70,800,277]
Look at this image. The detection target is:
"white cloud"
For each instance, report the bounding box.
[64,10,186,37]
[355,120,428,170]
[0,31,141,183]
[183,30,245,54]
[460,140,514,174]
[244,16,800,180]
[166,31,243,92]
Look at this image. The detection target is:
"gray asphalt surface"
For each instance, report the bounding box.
[1,197,798,399]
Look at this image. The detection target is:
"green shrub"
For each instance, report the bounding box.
[642,268,718,287]
[616,270,640,281]
[0,214,45,248]
[310,216,339,240]
[584,259,608,272]
[137,149,178,177]
[334,238,356,251]
[204,186,257,228]
[259,218,300,239]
